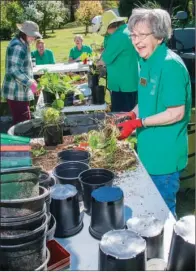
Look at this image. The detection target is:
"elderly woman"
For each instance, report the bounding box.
[68,35,92,63]
[2,21,41,125]
[97,10,139,112]
[117,8,191,216]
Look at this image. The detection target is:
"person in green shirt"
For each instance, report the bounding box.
[96,10,139,112]
[68,35,92,63]
[31,39,55,65]
[117,8,192,216]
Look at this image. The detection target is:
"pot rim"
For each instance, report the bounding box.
[78,168,115,186]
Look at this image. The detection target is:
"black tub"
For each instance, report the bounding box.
[38,171,56,189]
[0,186,49,218]
[126,215,164,260]
[47,214,56,241]
[35,248,50,271]
[89,186,125,240]
[79,168,115,214]
[57,149,91,165]
[99,229,146,271]
[53,161,89,200]
[167,215,195,271]
[50,184,83,238]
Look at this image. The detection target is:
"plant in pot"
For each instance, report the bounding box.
[41,107,65,146]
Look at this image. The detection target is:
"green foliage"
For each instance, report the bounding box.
[101,0,119,10]
[32,146,47,157]
[42,107,63,125]
[118,0,134,17]
[5,1,24,32]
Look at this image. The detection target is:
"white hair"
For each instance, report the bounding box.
[128,8,172,40]
[74,35,83,41]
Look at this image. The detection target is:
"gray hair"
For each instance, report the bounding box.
[74,34,83,42]
[128,8,172,40]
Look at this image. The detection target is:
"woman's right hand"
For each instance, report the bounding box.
[30,81,38,94]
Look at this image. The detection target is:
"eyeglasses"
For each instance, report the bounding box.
[130,32,153,41]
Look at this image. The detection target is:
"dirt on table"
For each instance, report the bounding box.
[32,135,76,172]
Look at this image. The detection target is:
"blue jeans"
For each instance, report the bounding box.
[150,172,180,216]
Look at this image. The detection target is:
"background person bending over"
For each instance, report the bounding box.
[117,8,192,216]
[69,35,92,63]
[1,21,41,125]
[31,39,55,65]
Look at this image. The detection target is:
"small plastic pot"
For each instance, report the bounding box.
[43,91,56,105]
[64,92,74,106]
[167,215,195,271]
[53,161,89,200]
[50,184,83,238]
[89,186,125,240]
[99,229,146,271]
[38,171,56,189]
[57,149,91,164]
[79,168,115,214]
[88,73,99,88]
[126,215,164,260]
[44,123,63,146]
[92,86,105,105]
[47,214,56,242]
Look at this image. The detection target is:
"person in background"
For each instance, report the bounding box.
[1,21,41,125]
[96,10,139,112]
[31,39,55,65]
[68,35,92,63]
[117,8,192,216]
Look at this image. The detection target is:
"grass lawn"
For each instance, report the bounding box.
[1,26,104,83]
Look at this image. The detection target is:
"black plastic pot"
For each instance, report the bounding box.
[79,168,115,214]
[0,213,47,246]
[88,73,99,88]
[64,92,74,106]
[57,149,91,165]
[0,186,49,218]
[50,184,83,238]
[53,161,89,200]
[126,215,164,260]
[43,91,56,105]
[44,123,63,146]
[35,248,50,271]
[99,229,146,271]
[0,233,47,271]
[47,214,56,241]
[38,171,56,189]
[167,215,195,271]
[92,85,105,105]
[89,186,125,240]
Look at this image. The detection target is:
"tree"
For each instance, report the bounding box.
[102,0,119,10]
[75,1,103,35]
[63,0,80,22]
[5,1,24,32]
[118,0,134,18]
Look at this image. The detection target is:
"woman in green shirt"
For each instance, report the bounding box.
[117,8,192,216]
[68,35,92,63]
[31,39,55,65]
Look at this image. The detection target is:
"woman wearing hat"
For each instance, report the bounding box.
[97,10,139,112]
[2,21,42,125]
[117,8,191,216]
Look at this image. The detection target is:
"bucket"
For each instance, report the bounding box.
[0,230,47,270]
[92,85,105,105]
[57,149,91,165]
[126,216,164,260]
[167,215,195,271]
[35,248,50,271]
[50,184,83,238]
[0,166,41,200]
[89,186,125,240]
[53,161,89,200]
[99,229,146,271]
[44,123,63,146]
[79,168,115,214]
[180,109,195,189]
[0,186,49,218]
[47,214,56,241]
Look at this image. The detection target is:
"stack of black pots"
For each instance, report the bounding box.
[88,71,105,105]
[0,166,51,271]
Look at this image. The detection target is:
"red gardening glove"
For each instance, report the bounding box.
[115,111,136,124]
[117,119,143,140]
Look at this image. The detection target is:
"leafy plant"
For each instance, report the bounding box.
[32,146,47,157]
[42,107,64,126]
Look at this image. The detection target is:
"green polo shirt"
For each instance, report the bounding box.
[137,43,192,175]
[69,45,92,60]
[31,49,55,65]
[102,24,138,92]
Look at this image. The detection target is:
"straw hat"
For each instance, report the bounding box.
[98,10,127,35]
[16,21,42,38]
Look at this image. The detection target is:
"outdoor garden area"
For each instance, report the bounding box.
[0,0,195,271]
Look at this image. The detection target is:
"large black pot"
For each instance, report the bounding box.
[44,123,63,146]
[99,229,146,271]
[126,216,164,260]
[167,215,195,271]
[53,161,89,200]
[57,149,91,165]
[50,184,83,238]
[89,186,125,240]
[79,169,115,214]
